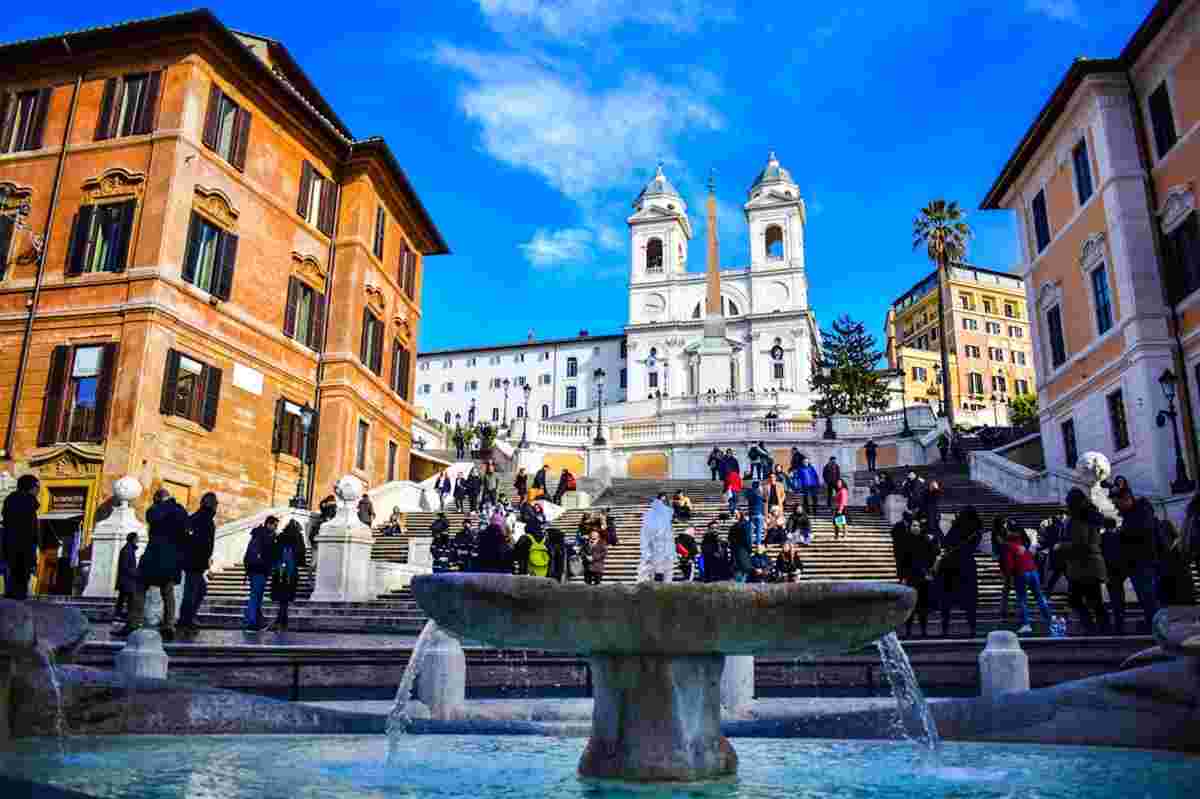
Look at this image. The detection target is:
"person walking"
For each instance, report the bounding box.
[822,457,840,509]
[453,473,468,513]
[1064,488,1113,634]
[864,439,878,473]
[113,532,139,620]
[466,467,482,512]
[1,474,39,600]
[177,492,218,634]
[901,516,938,638]
[269,519,306,631]
[832,478,850,541]
[582,527,607,585]
[922,480,944,543]
[513,467,529,503]
[707,447,723,481]
[602,507,619,546]
[890,512,913,580]
[357,493,376,528]
[936,506,983,639]
[796,456,819,514]
[1109,477,1161,633]
[728,511,753,583]
[720,449,740,481]
[1004,526,1053,635]
[115,489,190,640]
[482,463,500,508]
[723,467,743,515]
[434,472,452,511]
[743,479,766,547]
[241,516,279,632]
[453,425,466,460]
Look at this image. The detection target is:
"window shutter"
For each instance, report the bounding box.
[215,232,238,301]
[319,179,337,235]
[231,107,250,171]
[109,200,136,272]
[297,161,313,219]
[309,292,326,351]
[271,397,285,453]
[371,318,384,374]
[37,345,70,446]
[390,339,400,391]
[94,77,118,141]
[306,410,319,465]
[374,207,385,259]
[27,88,51,150]
[91,343,119,442]
[65,206,95,276]
[201,85,221,150]
[159,349,181,415]
[135,71,162,135]
[405,253,417,300]
[0,93,14,153]
[360,309,370,364]
[201,364,222,431]
[399,348,411,400]
[181,212,201,284]
[283,277,300,338]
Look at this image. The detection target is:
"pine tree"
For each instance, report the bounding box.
[810,315,891,418]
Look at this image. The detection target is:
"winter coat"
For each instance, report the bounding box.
[790,451,803,471]
[116,542,139,594]
[474,523,513,574]
[775,552,803,581]
[138,499,190,587]
[743,486,765,516]
[724,470,743,495]
[1117,497,1159,573]
[513,473,528,496]
[797,465,819,490]
[902,530,939,582]
[453,477,468,499]
[269,527,307,603]
[243,525,276,577]
[183,507,217,573]
[864,441,878,456]
[532,468,548,490]
[583,539,608,574]
[357,497,376,527]
[728,521,753,574]
[1002,538,1037,575]
[822,461,840,487]
[1,491,38,571]
[1066,515,1108,584]
[721,456,740,478]
[939,516,981,576]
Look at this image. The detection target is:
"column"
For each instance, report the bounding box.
[84,477,146,599]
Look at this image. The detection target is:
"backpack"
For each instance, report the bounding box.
[275,544,298,583]
[565,473,577,490]
[527,535,550,575]
[244,532,269,573]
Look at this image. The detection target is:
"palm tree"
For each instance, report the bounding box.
[912,199,973,430]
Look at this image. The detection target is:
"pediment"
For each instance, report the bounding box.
[28,443,105,478]
[745,189,799,209]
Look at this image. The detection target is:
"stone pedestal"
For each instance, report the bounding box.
[84,476,145,599]
[416,627,465,720]
[884,495,907,525]
[310,476,376,603]
[409,537,433,570]
[721,655,754,714]
[115,629,168,680]
[580,654,737,781]
[979,630,1029,698]
[697,338,734,395]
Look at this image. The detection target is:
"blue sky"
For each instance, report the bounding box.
[16,1,1157,352]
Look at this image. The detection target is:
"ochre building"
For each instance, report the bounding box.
[0,10,448,550]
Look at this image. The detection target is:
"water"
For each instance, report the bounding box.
[875,632,941,753]
[385,619,440,741]
[2,735,1198,798]
[34,646,68,755]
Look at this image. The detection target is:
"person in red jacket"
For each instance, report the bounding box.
[1004,528,1053,634]
[723,469,742,515]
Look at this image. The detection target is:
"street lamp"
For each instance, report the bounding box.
[468,397,476,425]
[1156,368,1196,494]
[290,402,315,509]
[593,368,607,446]
[501,378,511,429]
[896,365,912,438]
[519,382,533,449]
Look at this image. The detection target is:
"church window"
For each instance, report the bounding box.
[541,404,550,419]
[648,372,658,389]
[646,238,663,273]
[516,406,524,418]
[444,411,451,424]
[765,225,784,260]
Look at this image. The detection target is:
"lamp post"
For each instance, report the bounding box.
[468,397,476,425]
[1156,368,1196,494]
[501,378,511,429]
[519,382,532,449]
[896,365,912,437]
[593,368,607,446]
[290,402,315,509]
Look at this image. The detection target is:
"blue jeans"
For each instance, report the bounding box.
[750,515,765,546]
[243,573,267,628]
[1014,569,1052,628]
[179,571,207,626]
[734,573,747,584]
[727,493,738,514]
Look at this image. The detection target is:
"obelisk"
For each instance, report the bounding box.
[697,170,734,393]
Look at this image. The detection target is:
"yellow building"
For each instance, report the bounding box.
[885,265,1036,427]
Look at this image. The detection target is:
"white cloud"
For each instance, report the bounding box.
[476,0,732,40]
[520,227,594,267]
[1025,0,1081,23]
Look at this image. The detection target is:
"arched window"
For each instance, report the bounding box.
[646,238,663,272]
[491,408,499,422]
[566,356,578,377]
[692,297,741,318]
[541,404,550,419]
[765,225,784,259]
[516,406,525,418]
[443,411,451,424]
[566,386,578,409]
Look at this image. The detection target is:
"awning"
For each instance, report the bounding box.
[40,511,83,521]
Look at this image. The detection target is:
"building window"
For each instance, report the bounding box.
[1012,351,1027,366]
[1073,139,1093,205]
[541,404,550,419]
[399,242,417,301]
[160,349,221,430]
[911,366,927,382]
[356,420,369,471]
[1149,81,1178,160]
[539,374,551,385]
[466,380,478,392]
[566,386,577,409]
[387,441,398,482]
[983,298,994,315]
[489,378,500,389]
[391,340,411,399]
[465,357,477,367]
[283,277,325,350]
[648,372,659,389]
[37,343,118,445]
[0,88,51,153]
[442,359,453,368]
[515,376,526,386]
[514,353,525,363]
[1046,305,1067,369]
[1061,419,1078,469]
[489,355,501,365]
[1009,325,1023,338]
[200,85,250,170]
[773,362,785,380]
[964,345,980,359]
[360,310,384,375]
[442,381,454,393]
[1165,213,1200,304]
[992,375,1007,393]
[1090,265,1113,335]
[1031,189,1051,253]
[182,211,240,299]
[1015,379,1029,395]
[491,408,499,422]
[960,293,974,310]
[95,72,162,140]
[66,201,136,275]
[297,161,336,236]
[419,384,431,395]
[962,318,978,331]
[566,357,578,378]
[1107,390,1130,451]
[968,372,984,394]
[373,206,386,260]
[271,399,314,460]
[989,347,1005,362]
[986,321,1001,335]
[620,367,627,389]
[516,406,524,418]
[1005,304,1019,319]
[765,225,784,259]
[538,351,550,361]
[646,238,663,272]
[620,340,627,359]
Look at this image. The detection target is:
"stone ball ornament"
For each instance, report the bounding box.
[113,476,143,507]
[335,475,364,504]
[1075,451,1111,487]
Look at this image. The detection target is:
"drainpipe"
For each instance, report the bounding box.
[3,58,83,460]
[1125,70,1200,480]
[306,140,351,506]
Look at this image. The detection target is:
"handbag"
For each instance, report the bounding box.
[568,555,584,578]
[834,514,846,527]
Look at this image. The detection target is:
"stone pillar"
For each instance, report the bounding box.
[309,476,376,603]
[409,537,433,570]
[979,630,1029,699]
[721,655,754,715]
[115,629,168,680]
[415,627,465,720]
[84,477,145,599]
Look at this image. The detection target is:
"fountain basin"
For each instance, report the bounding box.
[410,575,915,781]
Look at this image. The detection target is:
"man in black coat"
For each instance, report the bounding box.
[728,511,753,583]
[2,474,40,600]
[864,439,879,473]
[178,492,218,633]
[113,532,139,619]
[1110,477,1161,633]
[115,488,190,640]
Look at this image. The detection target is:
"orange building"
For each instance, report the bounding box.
[0,10,448,551]
[981,0,1200,498]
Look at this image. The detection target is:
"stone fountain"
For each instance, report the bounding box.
[411,574,914,781]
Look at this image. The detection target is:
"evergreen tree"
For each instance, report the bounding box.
[1009,393,1038,428]
[810,315,891,417]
